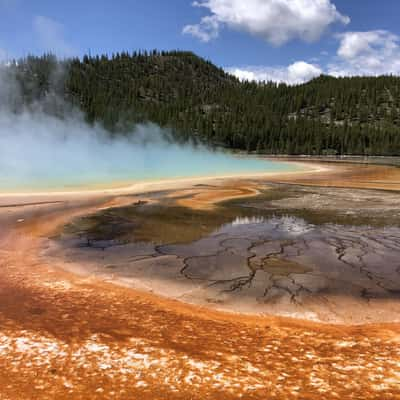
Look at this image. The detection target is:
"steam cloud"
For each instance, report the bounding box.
[0,109,193,191]
[0,64,257,192]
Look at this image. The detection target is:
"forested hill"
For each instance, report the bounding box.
[3,51,400,155]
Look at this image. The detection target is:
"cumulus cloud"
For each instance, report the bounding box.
[227,29,400,84]
[182,15,220,42]
[327,30,400,76]
[33,15,76,57]
[287,61,323,82]
[227,61,322,84]
[183,0,349,45]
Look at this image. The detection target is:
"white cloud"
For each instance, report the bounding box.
[288,61,323,82]
[183,0,349,45]
[33,15,75,57]
[337,31,398,60]
[182,15,219,42]
[328,30,400,76]
[227,61,322,84]
[227,30,400,84]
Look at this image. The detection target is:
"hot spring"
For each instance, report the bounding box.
[0,111,301,193]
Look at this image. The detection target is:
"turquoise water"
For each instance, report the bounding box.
[0,146,300,193]
[0,114,301,193]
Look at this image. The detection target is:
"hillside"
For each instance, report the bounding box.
[2,51,400,155]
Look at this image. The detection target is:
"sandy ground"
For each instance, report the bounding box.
[0,160,400,399]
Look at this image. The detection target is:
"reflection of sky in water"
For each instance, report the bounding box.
[219,216,315,238]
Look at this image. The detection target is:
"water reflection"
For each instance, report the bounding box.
[53,191,400,323]
[230,216,267,226]
[235,215,312,232]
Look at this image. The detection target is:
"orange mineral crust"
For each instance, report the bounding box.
[0,161,399,400]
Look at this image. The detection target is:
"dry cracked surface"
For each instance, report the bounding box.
[52,184,400,325]
[1,164,400,399]
[1,228,400,400]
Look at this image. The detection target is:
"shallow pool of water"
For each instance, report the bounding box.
[0,147,299,193]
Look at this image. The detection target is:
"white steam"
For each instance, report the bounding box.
[0,63,210,191]
[0,110,189,191]
[0,63,281,193]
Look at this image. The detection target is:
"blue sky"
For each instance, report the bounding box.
[1,0,400,83]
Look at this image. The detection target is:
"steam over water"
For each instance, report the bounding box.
[0,111,298,193]
[0,62,300,193]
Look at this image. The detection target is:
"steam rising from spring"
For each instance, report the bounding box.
[0,111,197,191]
[0,62,292,192]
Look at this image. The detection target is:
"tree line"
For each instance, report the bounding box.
[2,51,400,155]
